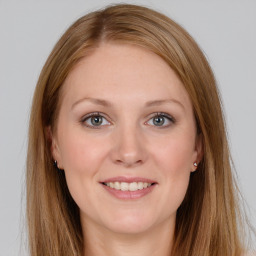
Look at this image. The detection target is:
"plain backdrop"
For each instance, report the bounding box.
[0,0,255,255]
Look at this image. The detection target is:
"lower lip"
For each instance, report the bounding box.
[101,184,156,199]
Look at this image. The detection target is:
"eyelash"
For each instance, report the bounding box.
[80,112,175,129]
[146,112,175,128]
[80,112,111,129]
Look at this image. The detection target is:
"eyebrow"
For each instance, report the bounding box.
[72,97,184,110]
[145,99,185,109]
[72,97,112,109]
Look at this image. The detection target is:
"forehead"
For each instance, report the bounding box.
[61,43,192,109]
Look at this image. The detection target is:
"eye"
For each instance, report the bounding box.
[81,112,111,128]
[146,113,174,127]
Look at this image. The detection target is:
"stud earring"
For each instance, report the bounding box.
[193,162,198,167]
[54,160,60,170]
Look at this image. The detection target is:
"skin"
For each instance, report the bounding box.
[51,43,203,256]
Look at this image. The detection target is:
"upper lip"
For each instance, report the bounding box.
[100,176,157,184]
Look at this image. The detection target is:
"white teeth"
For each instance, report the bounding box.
[143,182,148,188]
[129,182,138,191]
[138,182,144,190]
[120,182,129,191]
[114,181,120,190]
[105,181,153,191]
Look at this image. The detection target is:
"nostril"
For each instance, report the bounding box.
[115,158,143,167]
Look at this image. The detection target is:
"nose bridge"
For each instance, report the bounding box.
[111,119,146,167]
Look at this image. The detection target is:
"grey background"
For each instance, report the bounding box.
[0,0,255,255]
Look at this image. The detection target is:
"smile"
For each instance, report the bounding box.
[100,177,157,199]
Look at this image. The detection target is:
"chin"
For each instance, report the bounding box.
[103,210,157,235]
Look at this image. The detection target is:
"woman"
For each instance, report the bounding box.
[26,3,254,256]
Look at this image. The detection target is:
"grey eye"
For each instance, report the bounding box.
[83,114,110,128]
[90,116,103,126]
[146,113,174,127]
[153,116,165,126]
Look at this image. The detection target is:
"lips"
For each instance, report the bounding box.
[99,176,157,199]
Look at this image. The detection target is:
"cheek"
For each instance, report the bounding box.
[160,144,192,193]
[58,128,109,175]
[152,132,195,175]
[58,130,110,210]
[150,134,194,208]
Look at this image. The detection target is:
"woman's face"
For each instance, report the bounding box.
[51,43,202,235]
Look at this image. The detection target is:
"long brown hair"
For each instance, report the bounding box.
[27,4,250,255]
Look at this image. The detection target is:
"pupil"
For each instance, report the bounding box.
[91,116,102,126]
[153,116,164,126]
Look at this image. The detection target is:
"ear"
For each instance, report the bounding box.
[191,133,204,172]
[46,126,63,168]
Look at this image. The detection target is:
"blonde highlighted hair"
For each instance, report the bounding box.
[27,4,250,255]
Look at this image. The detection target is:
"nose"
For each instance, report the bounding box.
[110,124,147,168]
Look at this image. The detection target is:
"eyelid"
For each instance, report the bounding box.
[145,112,175,127]
[80,112,112,128]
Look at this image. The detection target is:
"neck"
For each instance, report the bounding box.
[82,217,175,256]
